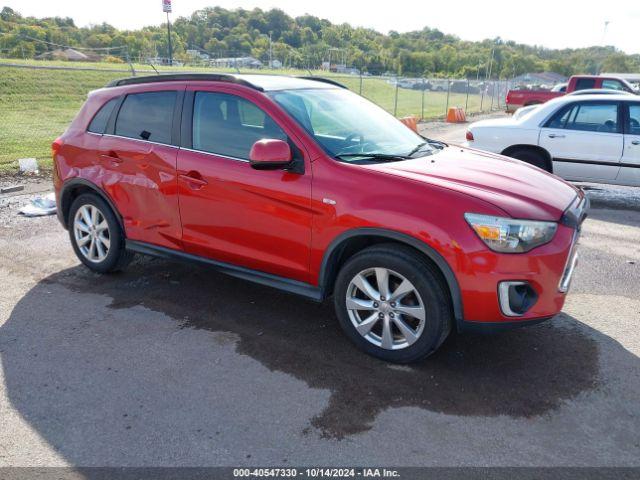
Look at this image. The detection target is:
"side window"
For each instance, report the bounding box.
[239,100,265,128]
[192,92,287,159]
[602,80,624,91]
[547,105,576,129]
[115,91,176,144]
[574,78,596,90]
[565,103,619,133]
[87,97,119,134]
[629,105,640,135]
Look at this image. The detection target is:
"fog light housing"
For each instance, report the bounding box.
[498,281,538,317]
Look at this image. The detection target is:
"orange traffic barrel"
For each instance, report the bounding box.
[446,107,466,123]
[399,115,418,132]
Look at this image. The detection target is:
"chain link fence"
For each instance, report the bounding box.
[337,74,510,120]
[0,61,512,170]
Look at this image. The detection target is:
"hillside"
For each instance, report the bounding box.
[1,6,639,78]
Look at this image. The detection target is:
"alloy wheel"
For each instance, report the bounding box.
[346,268,426,350]
[73,204,110,263]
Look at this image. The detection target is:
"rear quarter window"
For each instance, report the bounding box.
[87,97,119,134]
[115,91,177,144]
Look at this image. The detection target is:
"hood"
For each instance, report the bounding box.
[367,146,579,221]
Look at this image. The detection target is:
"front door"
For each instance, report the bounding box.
[539,101,623,181]
[176,87,313,283]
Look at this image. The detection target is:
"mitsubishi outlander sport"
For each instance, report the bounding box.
[53,74,587,363]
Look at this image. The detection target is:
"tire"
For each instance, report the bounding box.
[507,148,551,172]
[333,244,453,363]
[68,193,133,273]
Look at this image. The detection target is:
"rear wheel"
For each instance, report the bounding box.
[506,148,551,172]
[68,193,133,273]
[333,244,452,363]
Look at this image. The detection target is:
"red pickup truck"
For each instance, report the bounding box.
[505,75,636,112]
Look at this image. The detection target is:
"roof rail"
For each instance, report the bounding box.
[105,73,264,91]
[297,76,348,89]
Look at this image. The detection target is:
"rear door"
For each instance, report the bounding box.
[98,88,183,249]
[618,102,640,186]
[539,100,623,181]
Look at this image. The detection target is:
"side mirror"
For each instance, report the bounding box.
[249,139,292,170]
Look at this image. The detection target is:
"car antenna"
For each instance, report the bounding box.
[148,62,160,75]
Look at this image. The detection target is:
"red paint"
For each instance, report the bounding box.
[54,77,583,326]
[249,138,292,164]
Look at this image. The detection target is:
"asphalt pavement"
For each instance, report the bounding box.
[0,121,639,467]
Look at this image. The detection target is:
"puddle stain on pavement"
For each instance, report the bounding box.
[48,257,600,439]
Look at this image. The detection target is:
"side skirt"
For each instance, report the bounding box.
[126,240,323,302]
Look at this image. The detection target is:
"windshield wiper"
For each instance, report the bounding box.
[407,142,429,156]
[335,153,411,162]
[419,135,448,150]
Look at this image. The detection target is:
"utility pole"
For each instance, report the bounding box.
[602,20,610,45]
[269,32,273,68]
[487,47,495,81]
[598,20,610,75]
[162,0,173,66]
[166,12,173,66]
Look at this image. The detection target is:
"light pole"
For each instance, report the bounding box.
[602,20,610,45]
[166,12,173,66]
[258,33,273,68]
[598,20,610,74]
[162,0,173,66]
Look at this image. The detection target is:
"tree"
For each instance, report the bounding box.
[602,53,631,73]
[1,5,639,78]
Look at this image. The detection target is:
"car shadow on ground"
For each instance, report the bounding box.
[0,256,635,452]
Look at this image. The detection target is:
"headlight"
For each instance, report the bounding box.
[464,213,557,253]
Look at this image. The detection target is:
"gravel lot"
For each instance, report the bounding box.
[0,129,639,466]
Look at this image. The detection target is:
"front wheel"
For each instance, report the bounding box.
[333,244,453,363]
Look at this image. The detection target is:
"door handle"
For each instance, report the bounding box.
[100,151,123,164]
[631,140,640,146]
[179,171,208,189]
[548,134,565,139]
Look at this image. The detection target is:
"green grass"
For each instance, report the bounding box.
[0,60,502,172]
[345,77,491,119]
[0,66,125,171]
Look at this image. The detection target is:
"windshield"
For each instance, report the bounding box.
[269,88,435,162]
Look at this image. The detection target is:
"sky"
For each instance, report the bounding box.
[4,0,640,54]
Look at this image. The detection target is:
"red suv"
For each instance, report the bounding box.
[53,74,587,363]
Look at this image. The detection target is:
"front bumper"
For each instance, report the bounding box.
[457,194,588,331]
